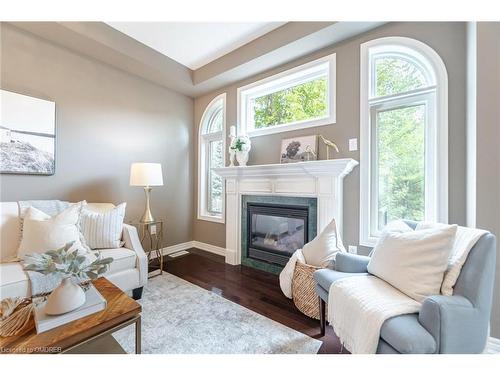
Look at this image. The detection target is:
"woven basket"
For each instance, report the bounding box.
[292,261,324,320]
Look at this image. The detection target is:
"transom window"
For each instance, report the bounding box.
[359,37,448,246]
[198,94,226,223]
[373,54,431,97]
[238,53,336,137]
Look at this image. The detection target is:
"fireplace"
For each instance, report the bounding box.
[213,159,358,266]
[247,203,309,266]
[241,195,317,274]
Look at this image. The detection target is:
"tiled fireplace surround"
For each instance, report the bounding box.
[214,159,358,266]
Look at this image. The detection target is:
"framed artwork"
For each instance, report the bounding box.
[280,135,318,164]
[0,89,56,175]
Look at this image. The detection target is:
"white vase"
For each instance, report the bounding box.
[45,277,86,315]
[236,150,249,166]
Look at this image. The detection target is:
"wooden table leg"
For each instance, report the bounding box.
[319,297,326,336]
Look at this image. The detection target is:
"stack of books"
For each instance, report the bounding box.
[33,285,106,334]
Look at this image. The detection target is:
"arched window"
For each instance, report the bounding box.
[359,37,448,246]
[198,93,226,223]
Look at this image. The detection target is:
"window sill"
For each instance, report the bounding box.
[197,213,225,224]
[245,115,335,138]
[359,235,379,248]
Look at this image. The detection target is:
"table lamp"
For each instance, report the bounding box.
[130,162,163,223]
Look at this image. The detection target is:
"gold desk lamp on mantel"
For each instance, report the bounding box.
[130,162,164,223]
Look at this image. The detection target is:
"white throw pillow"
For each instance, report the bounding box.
[17,202,85,259]
[301,218,345,267]
[416,221,487,296]
[80,203,126,249]
[367,224,457,302]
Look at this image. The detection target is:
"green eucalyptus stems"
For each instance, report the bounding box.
[23,242,113,280]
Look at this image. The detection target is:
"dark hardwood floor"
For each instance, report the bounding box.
[156,248,345,354]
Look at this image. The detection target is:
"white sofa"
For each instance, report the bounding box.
[0,202,148,300]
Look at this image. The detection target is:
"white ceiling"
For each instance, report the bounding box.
[106,22,286,70]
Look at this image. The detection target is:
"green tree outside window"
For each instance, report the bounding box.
[253,77,328,129]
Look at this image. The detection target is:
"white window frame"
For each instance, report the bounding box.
[359,37,448,247]
[198,93,226,224]
[237,53,336,137]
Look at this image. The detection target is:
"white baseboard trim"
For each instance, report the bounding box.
[192,241,226,257]
[150,242,193,259]
[152,241,227,259]
[162,242,194,255]
[225,248,238,265]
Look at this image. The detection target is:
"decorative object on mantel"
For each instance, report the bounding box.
[230,135,251,166]
[23,242,113,315]
[130,162,164,223]
[228,125,237,167]
[0,89,56,175]
[280,135,318,163]
[318,134,339,160]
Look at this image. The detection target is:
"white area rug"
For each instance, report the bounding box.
[113,273,322,354]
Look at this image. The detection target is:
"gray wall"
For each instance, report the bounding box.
[475,22,500,338]
[193,22,467,252]
[0,23,194,245]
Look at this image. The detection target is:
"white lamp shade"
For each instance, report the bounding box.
[130,163,164,186]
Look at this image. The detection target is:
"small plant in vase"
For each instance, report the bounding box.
[230,135,252,166]
[23,242,113,315]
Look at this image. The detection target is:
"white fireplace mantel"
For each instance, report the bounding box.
[214,159,359,265]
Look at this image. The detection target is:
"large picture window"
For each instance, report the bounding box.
[198,94,226,223]
[359,37,448,246]
[238,53,336,137]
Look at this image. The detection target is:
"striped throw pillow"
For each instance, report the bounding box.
[80,203,126,249]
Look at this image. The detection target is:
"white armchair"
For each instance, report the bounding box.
[121,223,148,297]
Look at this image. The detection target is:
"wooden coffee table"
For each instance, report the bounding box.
[0,278,142,354]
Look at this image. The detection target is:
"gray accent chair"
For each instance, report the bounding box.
[314,221,497,354]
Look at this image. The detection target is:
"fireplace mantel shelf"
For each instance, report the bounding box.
[214,158,359,179]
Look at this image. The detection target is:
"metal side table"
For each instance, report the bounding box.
[131,220,164,278]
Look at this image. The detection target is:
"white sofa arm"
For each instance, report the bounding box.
[122,223,148,287]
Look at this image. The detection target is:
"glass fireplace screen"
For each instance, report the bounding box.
[247,203,309,266]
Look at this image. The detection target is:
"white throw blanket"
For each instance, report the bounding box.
[279,249,306,299]
[18,199,70,219]
[328,225,487,353]
[328,275,421,353]
[417,223,488,295]
[26,272,65,297]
